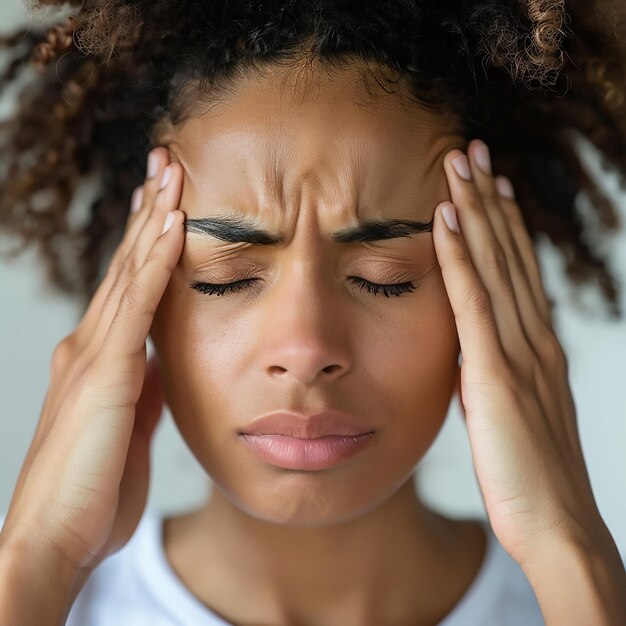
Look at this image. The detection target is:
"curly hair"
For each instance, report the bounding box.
[0,0,624,318]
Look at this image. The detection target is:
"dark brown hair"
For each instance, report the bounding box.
[1,0,625,317]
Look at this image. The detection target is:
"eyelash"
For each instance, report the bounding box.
[191,277,418,298]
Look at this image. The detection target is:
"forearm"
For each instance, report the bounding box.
[522,526,626,625]
[0,532,90,625]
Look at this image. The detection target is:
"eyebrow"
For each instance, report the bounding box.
[184,214,433,244]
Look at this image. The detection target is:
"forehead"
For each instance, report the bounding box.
[167,62,466,227]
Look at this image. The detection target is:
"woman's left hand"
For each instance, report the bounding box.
[432,139,611,569]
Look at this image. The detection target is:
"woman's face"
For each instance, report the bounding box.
[151,63,466,525]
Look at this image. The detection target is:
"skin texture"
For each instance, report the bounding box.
[148,64,485,624]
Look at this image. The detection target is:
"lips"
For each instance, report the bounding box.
[239,410,374,439]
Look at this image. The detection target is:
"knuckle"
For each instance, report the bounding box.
[71,362,106,405]
[119,281,143,313]
[50,335,77,372]
[501,360,525,397]
[464,283,493,318]
[538,330,567,368]
[481,241,507,272]
[106,256,123,279]
[482,243,513,289]
[117,279,156,324]
[146,246,175,274]
[530,358,544,392]
[123,251,143,278]
[447,241,469,264]
[509,242,527,277]
[108,245,129,274]
[510,345,537,383]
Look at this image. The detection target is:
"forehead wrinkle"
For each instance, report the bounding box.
[187,235,253,253]
[356,237,417,262]
[260,145,289,227]
[286,133,374,233]
[168,102,464,242]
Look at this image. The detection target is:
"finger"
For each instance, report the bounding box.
[75,148,171,345]
[494,179,581,455]
[466,157,580,458]
[96,209,185,398]
[129,162,184,269]
[466,140,529,286]
[76,185,145,341]
[443,149,532,364]
[433,199,505,376]
[53,179,154,417]
[494,176,553,327]
[84,159,182,359]
[464,143,581,453]
[466,140,547,368]
[112,147,172,276]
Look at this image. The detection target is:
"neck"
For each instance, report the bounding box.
[163,475,486,625]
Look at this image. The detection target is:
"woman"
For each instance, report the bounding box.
[0,0,625,624]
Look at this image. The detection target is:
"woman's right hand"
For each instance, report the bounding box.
[0,147,184,579]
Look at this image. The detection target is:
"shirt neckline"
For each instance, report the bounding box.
[132,509,232,625]
[132,509,503,625]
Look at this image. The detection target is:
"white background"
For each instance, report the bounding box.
[1,0,625,557]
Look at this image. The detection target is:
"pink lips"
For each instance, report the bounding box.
[238,410,375,470]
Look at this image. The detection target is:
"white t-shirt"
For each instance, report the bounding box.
[1,509,545,625]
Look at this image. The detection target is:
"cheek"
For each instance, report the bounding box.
[151,282,246,410]
[363,275,459,449]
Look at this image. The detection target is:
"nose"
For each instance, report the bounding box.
[260,264,352,386]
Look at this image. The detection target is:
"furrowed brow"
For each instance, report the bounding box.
[184,214,433,245]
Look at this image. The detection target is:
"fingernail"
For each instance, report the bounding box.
[495,176,515,199]
[474,141,492,175]
[451,154,472,181]
[147,151,159,179]
[161,211,176,235]
[441,202,460,234]
[159,165,172,190]
[131,186,143,213]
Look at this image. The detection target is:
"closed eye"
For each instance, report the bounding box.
[190,277,418,298]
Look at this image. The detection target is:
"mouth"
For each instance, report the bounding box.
[239,409,374,439]
[238,432,375,471]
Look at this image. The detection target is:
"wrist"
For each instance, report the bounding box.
[0,530,91,625]
[521,523,626,625]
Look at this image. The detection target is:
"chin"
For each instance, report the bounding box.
[209,462,419,528]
